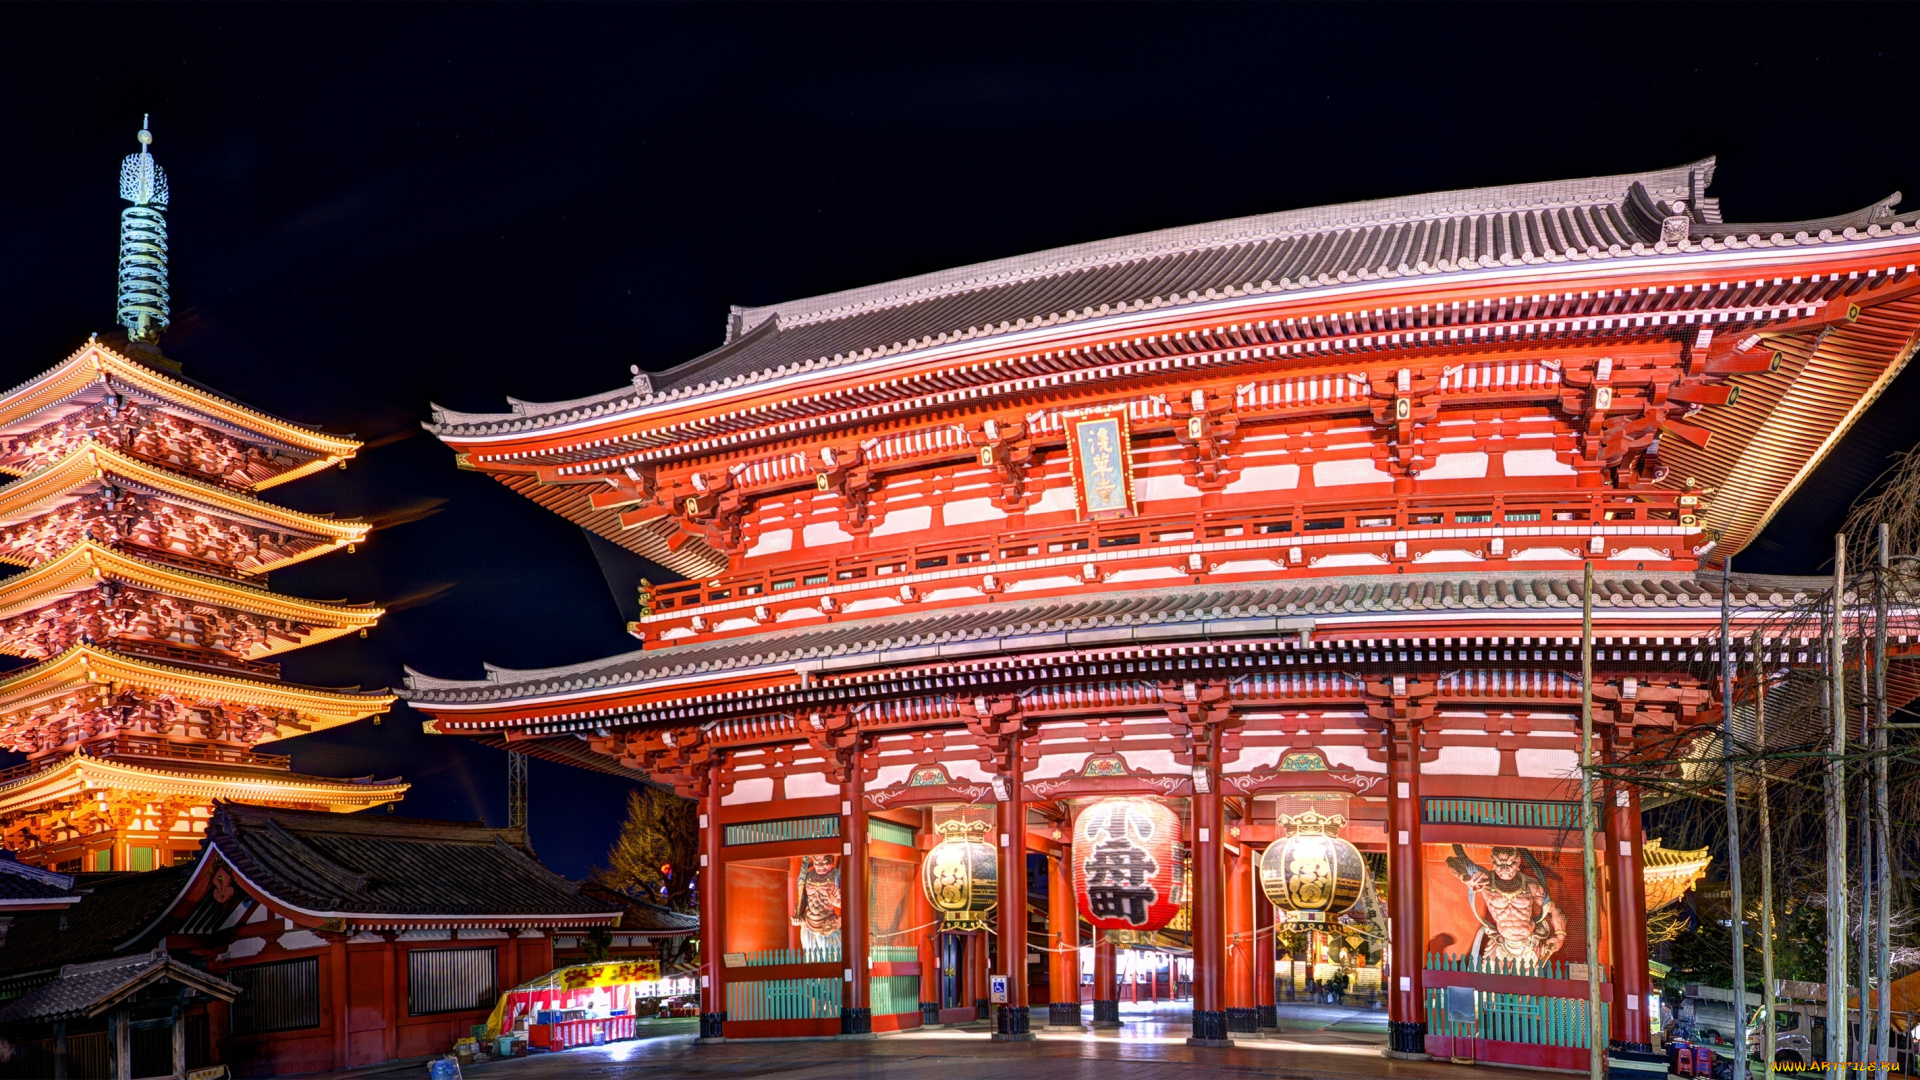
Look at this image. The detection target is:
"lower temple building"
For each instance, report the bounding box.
[403,157,1920,1065]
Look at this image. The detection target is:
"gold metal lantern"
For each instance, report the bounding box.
[1259,809,1366,926]
[921,818,998,930]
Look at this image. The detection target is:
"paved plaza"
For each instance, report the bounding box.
[309,1002,1575,1080]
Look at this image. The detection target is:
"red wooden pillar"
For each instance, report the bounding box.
[1225,840,1255,1033]
[500,929,519,1001]
[381,937,397,1064]
[1609,784,1652,1050]
[841,742,872,1037]
[1092,934,1120,1028]
[1046,835,1081,1028]
[1386,722,1427,1057]
[1254,850,1277,1031]
[329,939,349,1069]
[992,740,1032,1040]
[1189,734,1230,1045]
[911,824,939,1025]
[970,930,990,1018]
[698,773,726,1041]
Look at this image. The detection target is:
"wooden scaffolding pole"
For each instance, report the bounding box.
[1579,561,1602,1080]
[1874,523,1892,1061]
[1720,558,1748,1080]
[1826,534,1850,1065]
[1753,629,1776,1069]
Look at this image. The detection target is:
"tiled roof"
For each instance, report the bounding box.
[206,803,619,921]
[0,947,236,1024]
[0,860,79,906]
[427,157,1918,438]
[402,569,1837,707]
[0,867,190,978]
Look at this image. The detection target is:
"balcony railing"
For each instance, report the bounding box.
[115,639,282,679]
[95,734,291,771]
[641,488,1698,644]
[0,735,292,785]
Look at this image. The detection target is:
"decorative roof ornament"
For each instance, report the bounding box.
[116,116,170,344]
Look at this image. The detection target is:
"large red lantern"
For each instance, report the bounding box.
[1072,797,1182,932]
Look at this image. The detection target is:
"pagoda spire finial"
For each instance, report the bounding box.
[116,115,170,345]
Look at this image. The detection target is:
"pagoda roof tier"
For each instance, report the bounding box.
[0,751,406,820]
[0,540,382,660]
[403,568,1882,732]
[0,443,369,575]
[1641,838,1712,911]
[0,341,361,490]
[0,644,393,742]
[423,157,1920,569]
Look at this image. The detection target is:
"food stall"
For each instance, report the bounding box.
[484,960,697,1052]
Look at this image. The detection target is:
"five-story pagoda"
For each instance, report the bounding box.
[0,122,403,873]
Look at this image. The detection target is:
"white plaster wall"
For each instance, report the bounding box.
[1313,459,1393,487]
[1422,746,1502,774]
[871,505,933,537]
[1515,748,1580,778]
[746,528,792,557]
[784,772,838,798]
[1222,463,1299,495]
[722,777,775,805]
[942,498,1006,526]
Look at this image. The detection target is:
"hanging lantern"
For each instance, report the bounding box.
[1073,797,1182,932]
[921,818,998,930]
[1260,810,1367,926]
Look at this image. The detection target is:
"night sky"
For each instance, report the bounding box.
[1,6,1916,878]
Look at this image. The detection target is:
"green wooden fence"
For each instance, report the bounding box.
[726,977,842,1021]
[1423,798,1577,829]
[724,816,841,846]
[1425,986,1608,1048]
[870,975,922,1016]
[741,944,842,967]
[1426,951,1606,983]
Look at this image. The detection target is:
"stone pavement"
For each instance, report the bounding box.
[301,1002,1571,1080]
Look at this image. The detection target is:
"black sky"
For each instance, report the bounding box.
[1,4,1916,878]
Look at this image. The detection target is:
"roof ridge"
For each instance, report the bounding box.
[403,566,1812,698]
[725,159,1711,337]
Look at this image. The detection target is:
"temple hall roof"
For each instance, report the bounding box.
[203,803,620,922]
[0,867,189,980]
[0,946,236,1025]
[403,568,1849,711]
[428,157,1918,438]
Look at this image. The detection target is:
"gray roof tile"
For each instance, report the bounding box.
[402,569,1824,707]
[428,158,1917,440]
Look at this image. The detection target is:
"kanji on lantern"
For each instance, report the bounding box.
[1073,797,1181,932]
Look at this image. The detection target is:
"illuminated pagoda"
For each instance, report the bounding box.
[0,122,402,874]
[405,158,1920,1064]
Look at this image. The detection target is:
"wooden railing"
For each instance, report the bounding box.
[725,977,841,1021]
[740,945,840,967]
[1425,984,1608,1049]
[869,974,922,1016]
[0,736,291,786]
[115,638,283,678]
[643,487,1696,638]
[1426,952,1606,983]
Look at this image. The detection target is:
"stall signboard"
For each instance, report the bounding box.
[561,961,662,991]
